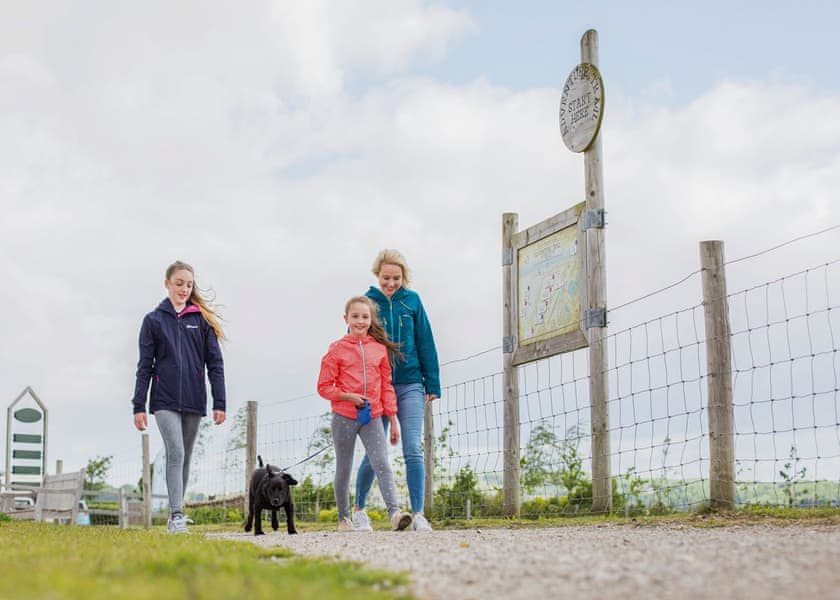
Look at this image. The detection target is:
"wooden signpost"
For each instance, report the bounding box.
[502,29,610,515]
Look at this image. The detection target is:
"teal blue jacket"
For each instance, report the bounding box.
[366,286,441,397]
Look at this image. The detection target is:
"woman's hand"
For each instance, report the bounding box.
[133,413,147,432]
[213,410,226,425]
[388,415,400,445]
[425,394,439,402]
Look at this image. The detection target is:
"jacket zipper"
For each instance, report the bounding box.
[388,299,398,365]
[176,311,184,412]
[358,339,367,398]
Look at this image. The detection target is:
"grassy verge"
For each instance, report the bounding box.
[426,505,840,530]
[0,521,412,600]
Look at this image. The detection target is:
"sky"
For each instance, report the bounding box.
[1,0,839,485]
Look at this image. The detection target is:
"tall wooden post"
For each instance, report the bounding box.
[581,29,611,514]
[142,433,151,529]
[700,241,736,508]
[245,400,258,513]
[423,402,434,515]
[502,213,521,516]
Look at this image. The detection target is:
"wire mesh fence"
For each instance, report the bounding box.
[69,237,840,526]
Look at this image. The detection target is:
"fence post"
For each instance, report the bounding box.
[423,402,434,515]
[119,487,128,530]
[502,212,521,517]
[142,433,151,529]
[245,401,257,514]
[700,240,736,508]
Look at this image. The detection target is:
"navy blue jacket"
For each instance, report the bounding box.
[132,299,226,416]
[366,286,440,397]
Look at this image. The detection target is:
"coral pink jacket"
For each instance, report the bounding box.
[317,334,397,420]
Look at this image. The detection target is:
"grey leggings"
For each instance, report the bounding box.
[331,413,400,520]
[155,410,202,516]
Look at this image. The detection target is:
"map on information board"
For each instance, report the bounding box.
[517,225,581,345]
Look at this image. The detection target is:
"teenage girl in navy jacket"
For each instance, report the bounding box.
[132,260,226,534]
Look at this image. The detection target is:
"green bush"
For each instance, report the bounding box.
[318,507,338,523]
[189,506,243,524]
[433,466,485,519]
[521,496,564,518]
[293,476,335,521]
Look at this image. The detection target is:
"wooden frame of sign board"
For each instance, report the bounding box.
[510,201,589,366]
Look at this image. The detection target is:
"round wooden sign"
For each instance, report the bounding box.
[559,62,604,153]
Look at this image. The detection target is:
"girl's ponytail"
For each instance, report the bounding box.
[166,260,226,342]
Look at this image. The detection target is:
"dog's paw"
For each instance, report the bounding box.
[255,531,265,536]
[288,530,298,535]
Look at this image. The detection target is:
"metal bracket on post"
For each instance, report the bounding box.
[502,247,513,266]
[502,335,514,353]
[581,208,606,230]
[584,307,607,329]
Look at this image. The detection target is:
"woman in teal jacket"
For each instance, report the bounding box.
[353,249,440,532]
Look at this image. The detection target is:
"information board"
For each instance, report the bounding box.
[510,202,589,365]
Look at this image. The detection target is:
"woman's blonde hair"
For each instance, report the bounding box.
[344,296,403,359]
[166,260,226,342]
[371,249,411,288]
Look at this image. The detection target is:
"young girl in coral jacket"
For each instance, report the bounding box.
[317,296,412,532]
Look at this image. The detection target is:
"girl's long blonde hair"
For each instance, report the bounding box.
[166,260,226,342]
[345,296,402,359]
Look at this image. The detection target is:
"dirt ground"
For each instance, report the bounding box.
[214,520,840,599]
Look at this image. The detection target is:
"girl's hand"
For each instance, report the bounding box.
[133,413,147,432]
[389,416,400,445]
[213,410,226,425]
[338,392,366,407]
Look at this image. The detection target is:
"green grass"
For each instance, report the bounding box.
[426,505,840,530]
[0,522,413,600]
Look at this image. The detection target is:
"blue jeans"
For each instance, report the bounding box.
[355,383,425,513]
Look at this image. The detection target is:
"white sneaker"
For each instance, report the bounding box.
[390,511,412,531]
[167,513,192,534]
[411,513,433,532]
[352,510,373,532]
[338,517,355,532]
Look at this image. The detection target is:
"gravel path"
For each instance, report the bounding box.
[213,523,840,599]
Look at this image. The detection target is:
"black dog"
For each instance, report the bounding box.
[244,455,298,535]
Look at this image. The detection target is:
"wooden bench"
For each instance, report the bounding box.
[6,469,85,524]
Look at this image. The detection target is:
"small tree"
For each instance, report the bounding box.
[520,421,589,497]
[520,421,557,494]
[779,445,808,507]
[649,436,674,514]
[305,414,335,514]
[433,419,457,482]
[85,455,113,490]
[621,467,646,516]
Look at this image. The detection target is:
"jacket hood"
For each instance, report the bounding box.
[366,285,408,303]
[155,298,201,317]
[338,333,378,346]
